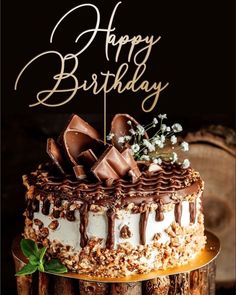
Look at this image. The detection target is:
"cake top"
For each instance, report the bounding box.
[23,113,203,205]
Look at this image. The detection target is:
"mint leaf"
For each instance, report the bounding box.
[20,239,39,258]
[16,263,38,276]
[29,255,39,266]
[38,247,47,263]
[38,263,45,272]
[44,259,68,274]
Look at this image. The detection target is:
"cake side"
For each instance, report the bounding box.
[23,163,206,277]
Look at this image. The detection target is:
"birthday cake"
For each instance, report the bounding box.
[23,114,206,277]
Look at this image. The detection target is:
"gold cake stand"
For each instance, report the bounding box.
[12,231,220,294]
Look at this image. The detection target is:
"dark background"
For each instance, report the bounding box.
[1,0,235,293]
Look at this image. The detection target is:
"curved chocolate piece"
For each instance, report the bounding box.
[64,114,100,139]
[110,114,148,151]
[46,138,66,174]
[63,131,103,166]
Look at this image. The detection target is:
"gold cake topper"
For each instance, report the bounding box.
[14,2,169,142]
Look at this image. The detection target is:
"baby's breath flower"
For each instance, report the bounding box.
[140,155,150,161]
[127,120,132,125]
[131,144,140,153]
[160,134,165,143]
[153,118,158,125]
[124,135,131,141]
[143,139,155,152]
[153,138,164,148]
[143,149,148,155]
[153,158,162,165]
[170,152,178,163]
[107,133,114,140]
[160,124,167,132]
[172,123,183,133]
[118,137,125,144]
[136,125,145,136]
[129,129,136,135]
[180,141,189,152]
[158,114,167,120]
[182,159,190,169]
[166,126,171,132]
[170,135,177,145]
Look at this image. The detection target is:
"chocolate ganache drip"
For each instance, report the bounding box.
[79,203,89,248]
[174,202,183,225]
[189,201,197,223]
[155,199,164,222]
[139,205,150,245]
[106,208,116,249]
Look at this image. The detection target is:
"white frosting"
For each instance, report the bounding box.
[33,197,201,251]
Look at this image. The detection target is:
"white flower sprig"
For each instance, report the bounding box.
[107,114,191,168]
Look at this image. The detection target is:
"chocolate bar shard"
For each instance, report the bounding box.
[46,138,66,174]
[73,165,87,180]
[63,131,102,166]
[77,149,98,168]
[121,148,141,182]
[110,114,148,151]
[91,146,130,182]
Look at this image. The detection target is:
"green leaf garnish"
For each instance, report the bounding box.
[38,247,47,263]
[16,239,68,276]
[16,263,38,276]
[20,239,38,258]
[44,259,68,274]
[29,255,39,266]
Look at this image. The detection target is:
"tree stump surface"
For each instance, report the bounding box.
[12,233,219,295]
[185,126,236,285]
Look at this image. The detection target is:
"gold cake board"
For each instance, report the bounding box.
[12,231,220,294]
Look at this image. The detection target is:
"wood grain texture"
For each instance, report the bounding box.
[185,129,236,285]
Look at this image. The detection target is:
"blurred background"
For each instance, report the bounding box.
[2,0,235,293]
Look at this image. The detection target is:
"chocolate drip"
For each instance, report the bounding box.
[42,199,50,215]
[139,207,150,245]
[155,200,164,221]
[189,201,196,223]
[106,209,116,249]
[174,202,182,225]
[79,203,89,248]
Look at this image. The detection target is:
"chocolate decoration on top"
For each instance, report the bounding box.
[110,114,148,151]
[59,114,100,143]
[47,114,141,183]
[47,138,66,175]
[91,146,131,182]
[121,148,141,182]
[63,131,101,166]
